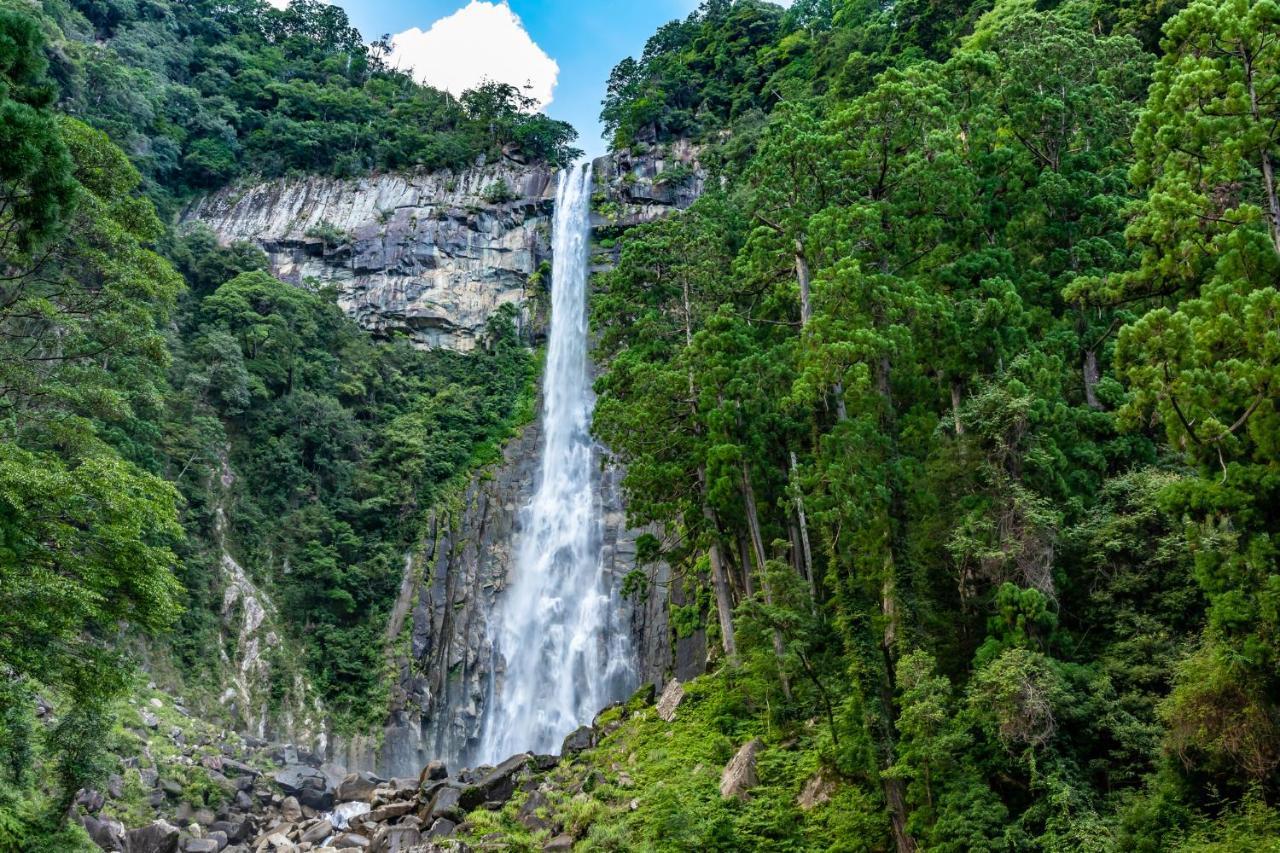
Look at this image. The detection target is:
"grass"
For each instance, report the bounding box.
[452,671,876,852]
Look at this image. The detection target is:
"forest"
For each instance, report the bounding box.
[0,0,545,847]
[585,0,1280,849]
[0,0,1277,849]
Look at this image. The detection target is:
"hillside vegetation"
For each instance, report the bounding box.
[588,0,1280,849]
[0,1,546,847]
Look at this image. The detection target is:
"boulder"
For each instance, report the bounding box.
[426,818,456,838]
[331,833,371,849]
[193,808,217,827]
[336,771,382,803]
[516,789,555,833]
[719,739,763,800]
[531,754,560,772]
[320,762,349,791]
[656,679,684,722]
[179,840,219,853]
[367,801,415,823]
[76,787,105,813]
[206,831,228,851]
[797,771,836,810]
[300,818,333,844]
[476,753,531,804]
[273,765,327,795]
[560,725,595,756]
[220,759,258,779]
[125,820,180,853]
[371,825,420,853]
[81,814,126,851]
[280,796,302,823]
[544,835,575,851]
[424,786,464,823]
[298,786,335,812]
[420,761,448,783]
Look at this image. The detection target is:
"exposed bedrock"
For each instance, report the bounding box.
[184,163,557,351]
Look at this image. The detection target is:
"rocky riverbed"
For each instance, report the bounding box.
[71,679,714,853]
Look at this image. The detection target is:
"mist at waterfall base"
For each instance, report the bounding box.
[475,164,637,764]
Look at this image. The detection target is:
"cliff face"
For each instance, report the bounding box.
[179,151,706,775]
[184,164,557,351]
[335,412,656,779]
[591,139,707,232]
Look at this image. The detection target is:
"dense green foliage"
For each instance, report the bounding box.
[164,260,533,725]
[0,1,538,842]
[592,0,1280,848]
[20,0,579,208]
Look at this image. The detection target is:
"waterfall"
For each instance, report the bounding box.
[476,164,636,763]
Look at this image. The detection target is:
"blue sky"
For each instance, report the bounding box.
[330,1,707,157]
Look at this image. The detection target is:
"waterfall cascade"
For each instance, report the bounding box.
[476,164,637,763]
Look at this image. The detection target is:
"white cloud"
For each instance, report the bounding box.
[389,1,559,109]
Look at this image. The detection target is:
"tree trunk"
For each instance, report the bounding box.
[789,452,817,606]
[1083,349,1104,411]
[698,467,738,662]
[1245,52,1280,256]
[742,462,792,699]
[794,241,813,326]
[951,381,964,435]
[734,530,756,599]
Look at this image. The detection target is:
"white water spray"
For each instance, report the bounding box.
[477,164,635,762]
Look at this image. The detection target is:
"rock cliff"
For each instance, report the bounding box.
[184,163,557,351]
[335,411,658,779]
[179,150,708,777]
[590,139,707,233]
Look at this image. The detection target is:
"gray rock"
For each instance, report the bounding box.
[543,834,575,852]
[179,840,219,853]
[280,796,302,822]
[421,761,448,782]
[476,753,530,804]
[300,818,333,844]
[797,771,836,810]
[656,679,684,722]
[81,814,126,851]
[335,771,382,803]
[560,726,595,756]
[124,819,180,853]
[298,786,335,812]
[367,801,415,823]
[426,818,456,838]
[720,739,763,800]
[517,789,555,833]
[76,787,105,813]
[206,831,228,851]
[425,786,464,823]
[372,825,421,853]
[331,833,371,849]
[211,817,252,844]
[273,765,326,795]
[184,166,556,353]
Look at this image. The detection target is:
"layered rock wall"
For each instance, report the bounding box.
[184,164,556,351]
